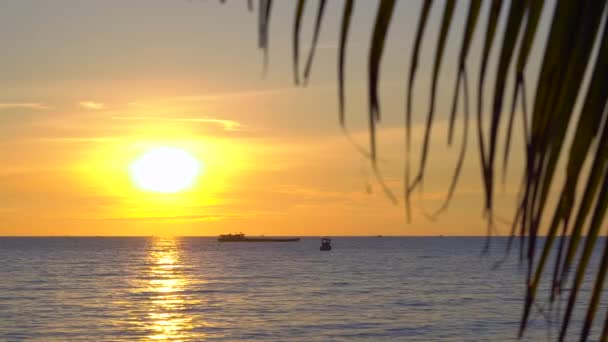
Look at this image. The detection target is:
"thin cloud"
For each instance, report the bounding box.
[37,136,122,143]
[112,116,243,131]
[0,102,50,110]
[186,118,241,131]
[79,101,105,110]
[160,86,306,103]
[128,82,355,105]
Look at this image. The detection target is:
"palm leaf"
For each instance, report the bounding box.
[410,0,455,194]
[335,0,372,160]
[520,2,607,337]
[302,0,327,85]
[526,15,608,327]
[486,0,526,222]
[293,0,306,85]
[234,0,608,339]
[431,0,480,218]
[405,0,433,222]
[560,158,608,340]
[258,0,273,75]
[477,0,503,217]
[368,0,396,163]
[338,0,355,125]
[503,0,544,184]
[531,0,606,291]
[448,0,480,144]
[581,234,608,341]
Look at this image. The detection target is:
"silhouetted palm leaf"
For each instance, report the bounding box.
[430,0,480,219]
[409,0,454,197]
[405,0,433,223]
[238,0,608,340]
[293,0,306,85]
[338,0,354,126]
[302,0,327,85]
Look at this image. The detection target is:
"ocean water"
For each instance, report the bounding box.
[0,237,605,341]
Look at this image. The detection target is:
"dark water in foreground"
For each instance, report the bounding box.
[0,237,605,341]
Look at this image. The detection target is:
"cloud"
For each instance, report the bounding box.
[0,102,50,110]
[79,101,105,110]
[159,86,304,102]
[111,115,242,131]
[36,136,122,144]
[180,118,241,131]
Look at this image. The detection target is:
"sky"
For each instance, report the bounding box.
[0,0,564,236]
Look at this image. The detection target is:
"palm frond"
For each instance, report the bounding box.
[430,0,480,219]
[302,0,327,85]
[336,0,373,160]
[503,0,544,184]
[405,0,433,222]
[410,0,455,195]
[338,0,354,125]
[368,0,396,164]
[258,0,273,75]
[477,0,504,217]
[293,0,306,85]
[243,0,608,339]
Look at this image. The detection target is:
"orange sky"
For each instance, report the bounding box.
[1,1,558,236]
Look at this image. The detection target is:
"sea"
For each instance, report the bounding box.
[0,237,605,341]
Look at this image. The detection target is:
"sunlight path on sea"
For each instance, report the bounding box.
[132,237,206,340]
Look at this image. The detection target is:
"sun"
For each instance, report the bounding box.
[129,147,202,193]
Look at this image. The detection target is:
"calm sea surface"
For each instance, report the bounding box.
[0,237,605,341]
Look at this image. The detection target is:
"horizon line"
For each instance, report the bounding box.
[0,235,584,238]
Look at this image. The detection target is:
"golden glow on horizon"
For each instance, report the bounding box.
[68,134,246,231]
[129,147,202,193]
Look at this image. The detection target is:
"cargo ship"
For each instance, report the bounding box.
[218,233,300,242]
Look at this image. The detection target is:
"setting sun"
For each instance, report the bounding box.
[129,147,202,193]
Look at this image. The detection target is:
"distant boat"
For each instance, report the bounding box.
[320,238,332,251]
[218,233,300,242]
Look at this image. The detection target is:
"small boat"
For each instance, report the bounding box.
[218,233,300,242]
[320,238,332,251]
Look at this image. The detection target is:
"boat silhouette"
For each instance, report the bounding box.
[218,233,300,242]
[320,238,332,251]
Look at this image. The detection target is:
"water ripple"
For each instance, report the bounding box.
[1,237,606,341]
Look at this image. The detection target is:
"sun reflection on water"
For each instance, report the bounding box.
[142,237,203,341]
